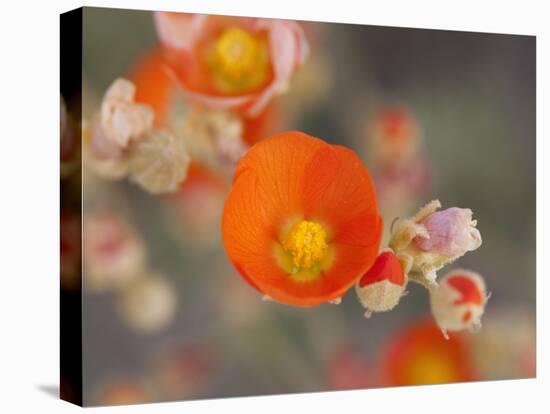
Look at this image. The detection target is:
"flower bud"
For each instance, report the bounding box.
[355,250,411,318]
[128,128,190,194]
[430,269,488,337]
[117,273,177,333]
[83,212,146,291]
[389,200,482,286]
[414,207,481,257]
[100,78,154,149]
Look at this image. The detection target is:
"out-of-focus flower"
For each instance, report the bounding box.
[83,212,146,292]
[99,78,154,152]
[355,249,411,318]
[60,96,80,178]
[154,12,309,117]
[169,162,228,248]
[222,131,382,306]
[470,307,535,380]
[129,48,283,169]
[368,106,421,166]
[326,345,372,390]
[60,211,81,290]
[95,377,148,406]
[117,273,177,333]
[430,269,488,337]
[389,200,482,285]
[380,319,476,386]
[128,128,190,194]
[150,342,215,399]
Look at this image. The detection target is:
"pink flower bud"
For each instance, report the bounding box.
[389,200,483,286]
[414,207,482,256]
[430,269,488,336]
[355,250,410,317]
[83,212,146,291]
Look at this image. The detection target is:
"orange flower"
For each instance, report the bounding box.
[381,319,476,386]
[154,12,308,117]
[222,131,382,306]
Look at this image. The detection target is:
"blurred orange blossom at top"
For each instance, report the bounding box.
[153,12,308,117]
[222,132,382,306]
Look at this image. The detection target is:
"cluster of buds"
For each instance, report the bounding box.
[83,78,190,194]
[389,199,482,286]
[355,199,488,338]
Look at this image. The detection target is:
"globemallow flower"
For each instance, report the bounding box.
[389,200,482,286]
[153,12,309,117]
[430,269,488,338]
[222,131,382,306]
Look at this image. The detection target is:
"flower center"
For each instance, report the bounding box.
[282,220,328,270]
[208,27,270,94]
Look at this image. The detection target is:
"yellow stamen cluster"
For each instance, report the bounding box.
[209,27,269,93]
[282,220,328,270]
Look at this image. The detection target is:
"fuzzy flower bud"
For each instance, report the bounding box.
[128,129,190,194]
[355,249,412,318]
[430,269,488,338]
[389,200,482,285]
[414,207,481,256]
[83,212,146,291]
[117,273,177,333]
[100,78,154,150]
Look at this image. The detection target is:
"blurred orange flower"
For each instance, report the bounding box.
[130,48,283,152]
[222,131,382,306]
[380,319,476,386]
[154,12,308,117]
[95,377,148,406]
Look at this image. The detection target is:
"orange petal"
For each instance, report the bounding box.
[129,48,176,127]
